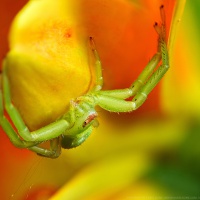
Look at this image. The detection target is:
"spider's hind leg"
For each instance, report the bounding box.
[0,72,40,148]
[29,137,62,159]
[0,62,69,158]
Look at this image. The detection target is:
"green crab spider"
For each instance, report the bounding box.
[0,5,168,158]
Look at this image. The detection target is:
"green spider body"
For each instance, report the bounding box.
[60,98,98,149]
[0,5,169,158]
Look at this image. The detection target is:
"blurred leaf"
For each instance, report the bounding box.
[147,165,200,196]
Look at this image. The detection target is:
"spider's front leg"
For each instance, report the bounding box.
[0,66,71,158]
[131,5,169,109]
[92,5,169,112]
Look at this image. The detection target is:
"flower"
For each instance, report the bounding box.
[1,0,200,200]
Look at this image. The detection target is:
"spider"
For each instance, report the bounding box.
[0,5,168,158]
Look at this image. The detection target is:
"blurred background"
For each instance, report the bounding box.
[0,0,200,199]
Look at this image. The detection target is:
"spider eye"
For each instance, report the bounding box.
[83,121,87,127]
[82,113,97,128]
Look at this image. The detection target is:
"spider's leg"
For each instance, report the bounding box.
[129,5,166,96]
[0,101,39,148]
[29,137,62,158]
[94,35,168,112]
[0,74,40,148]
[89,37,103,92]
[92,6,167,101]
[90,41,162,99]
[1,63,70,142]
[130,52,161,96]
[132,43,168,109]
[1,84,62,158]
[93,6,168,112]
[96,88,134,99]
[96,51,161,100]
[132,5,168,109]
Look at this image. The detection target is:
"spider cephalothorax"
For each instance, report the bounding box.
[61,98,98,149]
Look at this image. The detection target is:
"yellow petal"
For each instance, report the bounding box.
[50,152,153,200]
[5,0,92,130]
